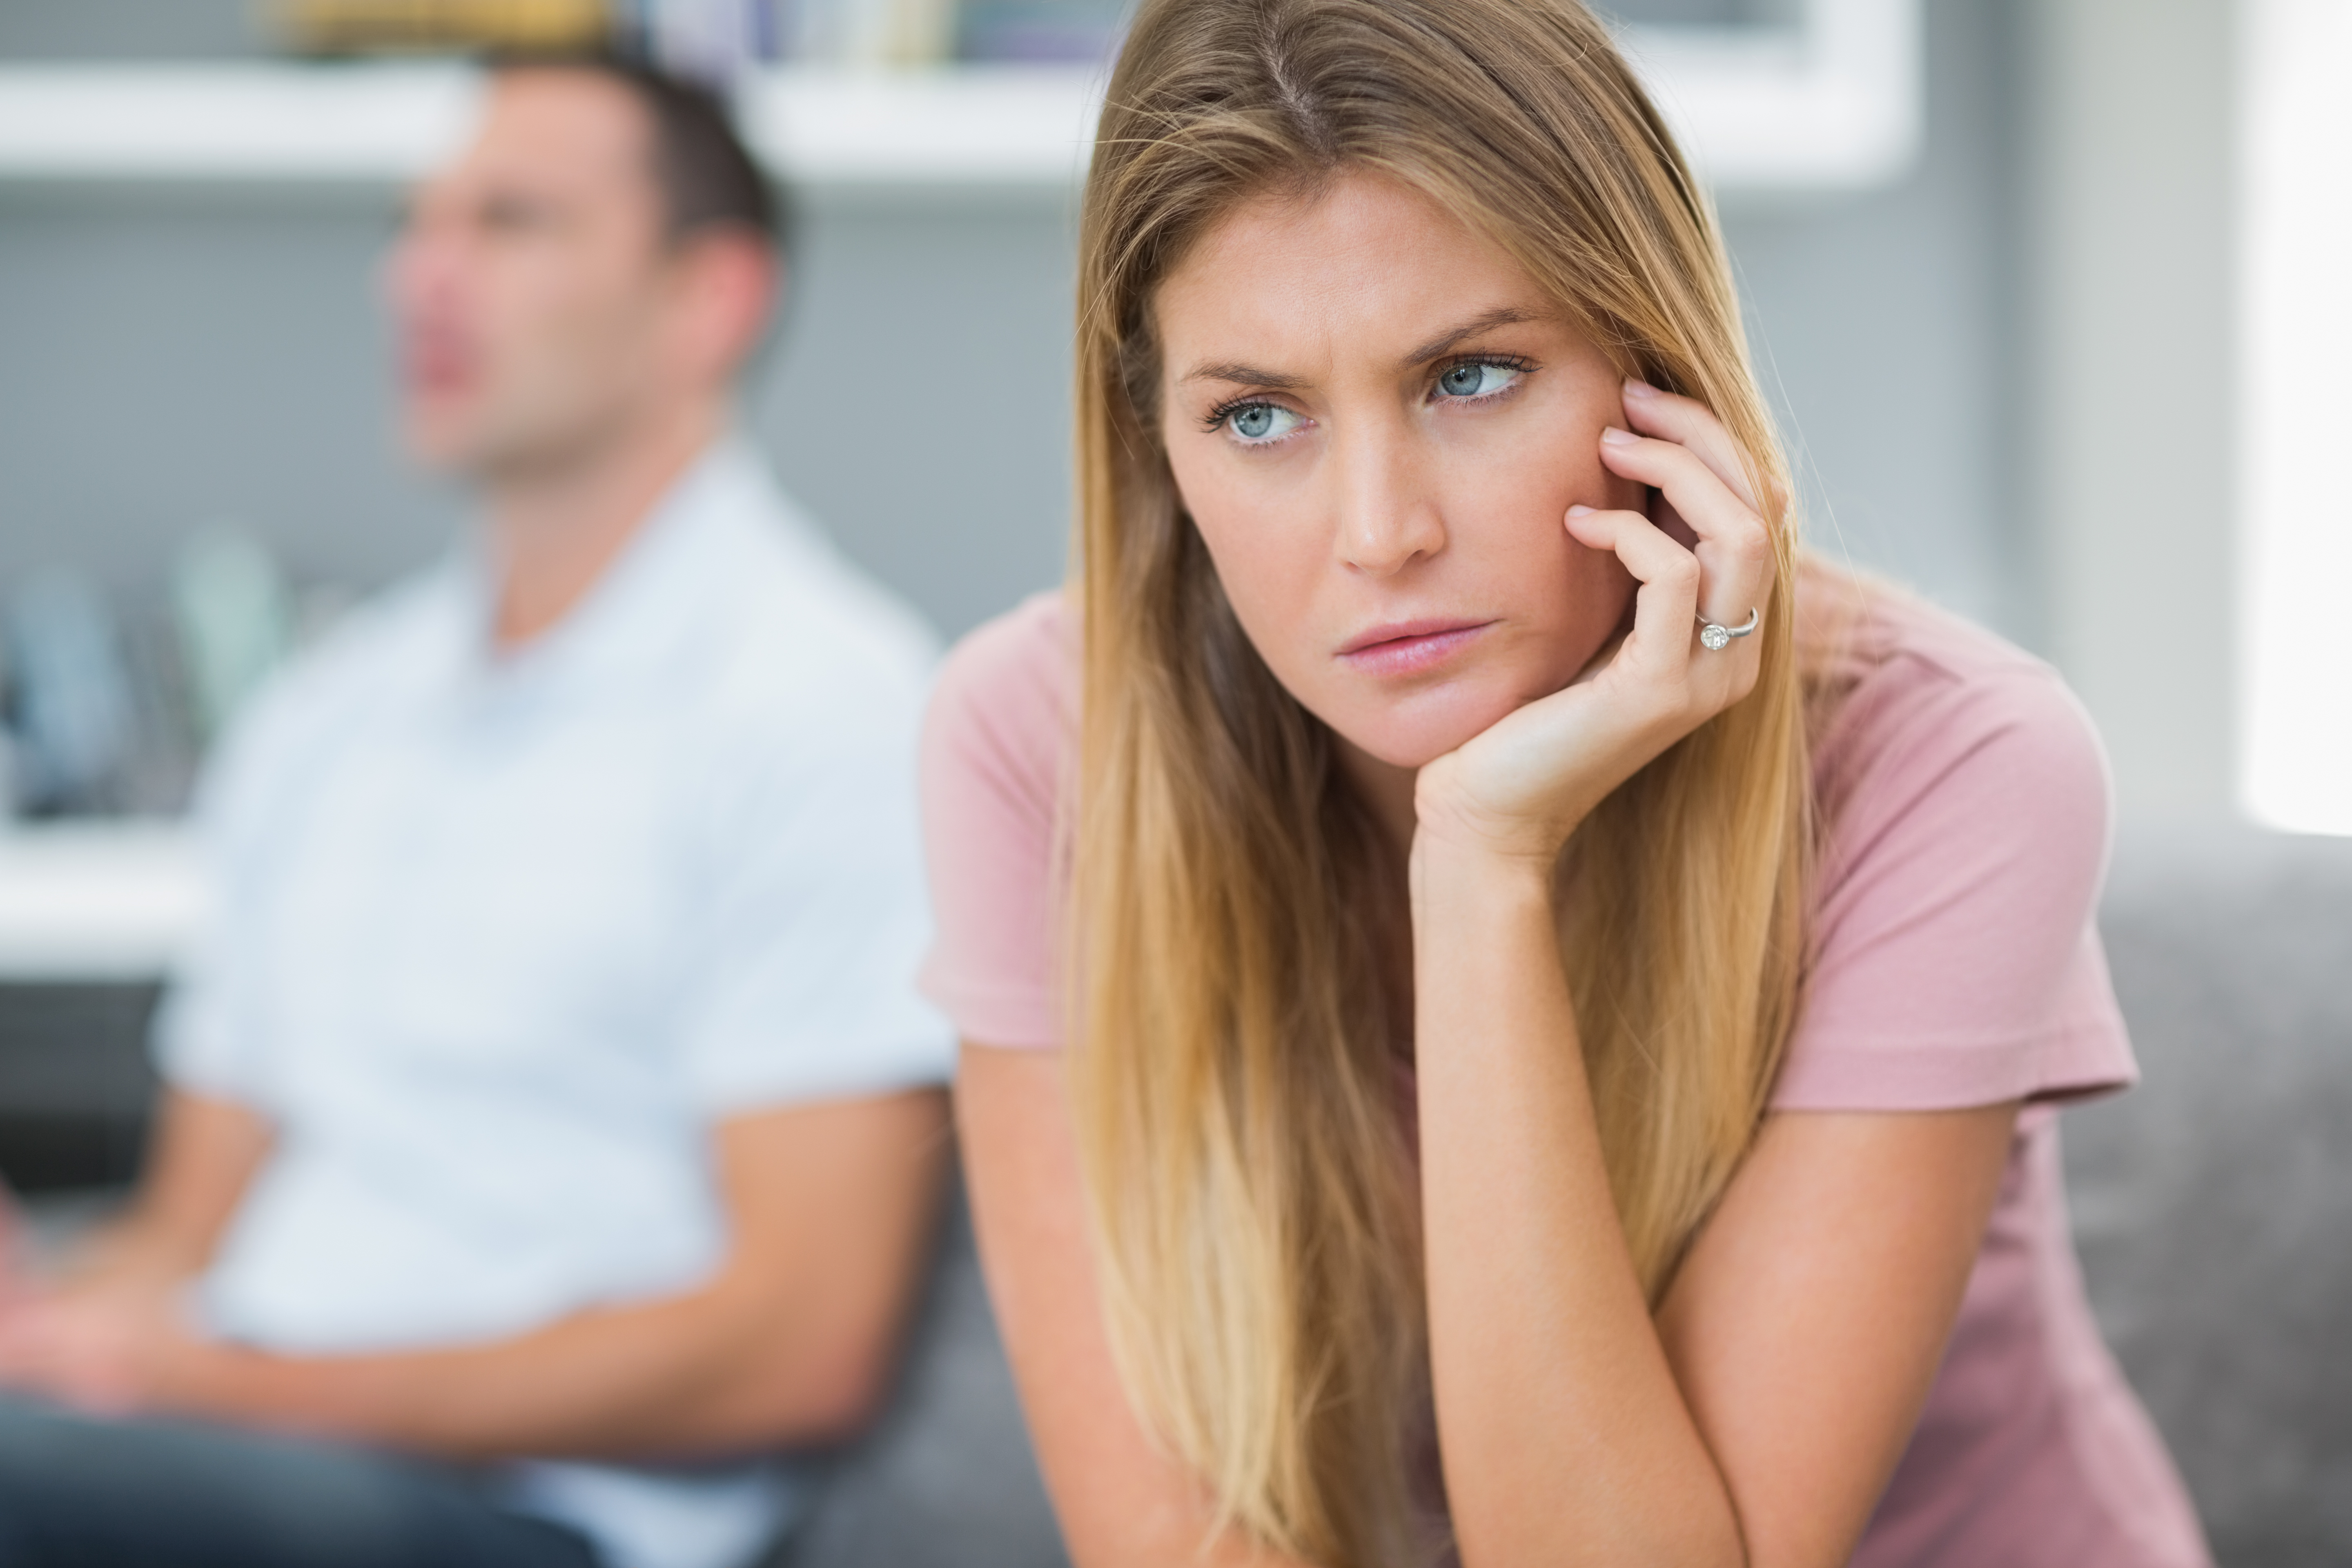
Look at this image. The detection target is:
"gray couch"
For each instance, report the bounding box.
[2069,829,2352,1568]
[773,1171,1068,1568]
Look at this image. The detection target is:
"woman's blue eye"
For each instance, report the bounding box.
[1437,361,1521,399]
[1224,402,1303,443]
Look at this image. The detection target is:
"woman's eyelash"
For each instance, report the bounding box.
[1200,354,1536,433]
[1203,395,1278,432]
[1432,352,1537,386]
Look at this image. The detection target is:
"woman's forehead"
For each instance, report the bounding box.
[1153,174,1555,367]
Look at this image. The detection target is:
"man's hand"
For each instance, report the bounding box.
[0,1091,270,1419]
[0,1276,210,1417]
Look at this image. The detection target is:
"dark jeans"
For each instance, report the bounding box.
[0,1396,602,1568]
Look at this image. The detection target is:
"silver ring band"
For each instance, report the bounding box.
[1696,607,1760,651]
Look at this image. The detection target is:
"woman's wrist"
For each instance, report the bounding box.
[1409,748,1602,881]
[1408,828,1561,920]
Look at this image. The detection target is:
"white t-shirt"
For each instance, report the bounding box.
[153,440,954,1568]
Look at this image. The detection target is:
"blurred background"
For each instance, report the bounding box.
[0,1,2344,1563]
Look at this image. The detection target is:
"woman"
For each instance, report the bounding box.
[920,1,2208,1563]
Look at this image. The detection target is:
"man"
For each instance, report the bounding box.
[0,57,952,1568]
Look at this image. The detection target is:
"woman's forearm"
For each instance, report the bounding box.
[1411,846,1744,1568]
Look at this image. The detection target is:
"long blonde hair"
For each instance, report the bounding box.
[1068,2,1811,1562]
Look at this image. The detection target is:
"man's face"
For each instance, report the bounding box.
[388,70,679,479]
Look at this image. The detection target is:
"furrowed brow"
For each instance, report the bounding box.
[1180,361,1312,391]
[1400,306,1541,368]
[1177,305,1541,390]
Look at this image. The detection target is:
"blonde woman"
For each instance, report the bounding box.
[919,1,2207,1564]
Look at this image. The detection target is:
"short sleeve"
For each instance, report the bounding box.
[148,673,309,1110]
[1773,638,2138,1112]
[915,595,1072,1050]
[675,680,956,1111]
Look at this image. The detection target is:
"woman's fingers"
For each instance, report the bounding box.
[1620,379,1766,513]
[1597,425,1775,630]
[1568,498,1768,722]
[1568,502,1695,593]
[1566,506,1722,686]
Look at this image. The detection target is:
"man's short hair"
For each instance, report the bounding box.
[493,53,790,260]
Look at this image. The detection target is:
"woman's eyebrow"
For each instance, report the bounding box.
[1179,361,1311,391]
[1400,306,1541,368]
[1176,305,1541,391]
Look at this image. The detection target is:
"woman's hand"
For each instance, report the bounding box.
[1412,379,1779,869]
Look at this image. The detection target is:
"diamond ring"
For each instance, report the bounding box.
[1696,607,1760,651]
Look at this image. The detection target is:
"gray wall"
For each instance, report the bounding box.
[749,193,1077,640]
[2025,0,2237,825]
[1725,0,2029,641]
[0,187,1082,644]
[0,193,450,598]
[0,0,257,58]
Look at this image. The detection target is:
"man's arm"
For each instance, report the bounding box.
[162,1087,949,1459]
[43,1089,273,1294]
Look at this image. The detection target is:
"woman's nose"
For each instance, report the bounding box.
[1334,430,1446,577]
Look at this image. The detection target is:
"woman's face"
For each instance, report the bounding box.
[1156,171,1643,773]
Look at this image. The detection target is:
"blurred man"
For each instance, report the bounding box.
[0,58,951,1568]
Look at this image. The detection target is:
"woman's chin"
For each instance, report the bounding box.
[1325,690,1524,774]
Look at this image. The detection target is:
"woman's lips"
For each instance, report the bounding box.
[1337,618,1496,677]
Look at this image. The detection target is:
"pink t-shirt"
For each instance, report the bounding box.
[919,587,2210,1568]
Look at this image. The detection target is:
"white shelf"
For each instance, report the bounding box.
[745,66,1103,189]
[0,824,203,983]
[0,62,1103,191]
[1623,0,1922,195]
[0,2,1921,196]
